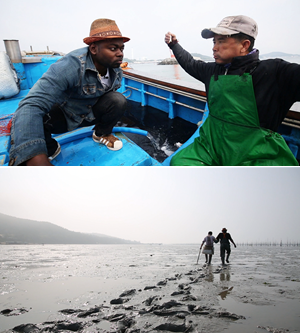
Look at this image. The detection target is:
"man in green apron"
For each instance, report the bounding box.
[165,15,300,166]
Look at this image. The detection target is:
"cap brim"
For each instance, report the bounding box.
[201,27,240,39]
[83,36,130,45]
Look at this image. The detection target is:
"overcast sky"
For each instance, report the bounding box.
[0,0,299,59]
[0,167,298,244]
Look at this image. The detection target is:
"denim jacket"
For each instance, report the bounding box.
[9,47,123,165]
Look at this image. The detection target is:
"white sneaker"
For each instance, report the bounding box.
[48,142,61,161]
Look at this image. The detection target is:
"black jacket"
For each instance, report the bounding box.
[170,43,300,132]
[216,232,233,245]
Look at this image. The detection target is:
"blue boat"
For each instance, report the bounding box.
[1,40,299,166]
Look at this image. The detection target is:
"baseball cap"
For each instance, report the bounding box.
[201,15,258,39]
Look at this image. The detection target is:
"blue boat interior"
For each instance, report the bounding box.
[1,51,299,165]
[0,54,208,166]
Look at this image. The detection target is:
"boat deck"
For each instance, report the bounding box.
[51,127,160,166]
[0,93,197,166]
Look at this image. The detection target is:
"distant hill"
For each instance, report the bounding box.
[261,52,299,58]
[0,213,140,245]
[191,53,214,61]
[191,51,300,63]
[193,52,300,62]
[260,52,300,64]
[158,53,214,65]
[126,52,300,64]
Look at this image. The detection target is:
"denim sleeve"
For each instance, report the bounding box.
[9,56,80,165]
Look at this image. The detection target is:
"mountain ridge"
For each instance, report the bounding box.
[0,212,140,245]
[260,51,300,57]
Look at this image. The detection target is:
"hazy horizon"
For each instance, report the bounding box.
[1,0,300,60]
[0,168,299,245]
[0,210,298,245]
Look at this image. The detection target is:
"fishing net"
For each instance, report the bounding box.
[0,114,12,136]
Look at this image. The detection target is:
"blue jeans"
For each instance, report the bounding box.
[43,91,126,155]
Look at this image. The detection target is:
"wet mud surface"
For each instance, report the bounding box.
[0,245,299,332]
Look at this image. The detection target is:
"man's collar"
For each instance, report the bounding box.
[86,51,97,71]
[100,69,110,79]
[224,49,259,69]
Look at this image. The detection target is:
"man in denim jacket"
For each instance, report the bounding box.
[9,19,130,166]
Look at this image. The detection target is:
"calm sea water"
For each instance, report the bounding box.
[129,55,300,83]
[0,244,299,332]
[128,63,201,85]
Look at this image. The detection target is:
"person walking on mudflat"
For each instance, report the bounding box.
[216,228,236,265]
[165,15,300,166]
[200,231,217,265]
[9,18,130,166]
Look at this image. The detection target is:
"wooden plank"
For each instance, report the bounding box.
[286,110,300,121]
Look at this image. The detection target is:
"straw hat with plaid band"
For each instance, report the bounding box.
[84,18,130,45]
[201,15,258,40]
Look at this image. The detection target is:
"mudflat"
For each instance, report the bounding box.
[0,244,299,332]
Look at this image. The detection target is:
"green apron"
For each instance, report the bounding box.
[171,73,298,166]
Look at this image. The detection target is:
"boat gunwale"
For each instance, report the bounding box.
[123,69,207,98]
[123,69,300,124]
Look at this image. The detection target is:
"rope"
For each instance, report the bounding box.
[121,89,132,99]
